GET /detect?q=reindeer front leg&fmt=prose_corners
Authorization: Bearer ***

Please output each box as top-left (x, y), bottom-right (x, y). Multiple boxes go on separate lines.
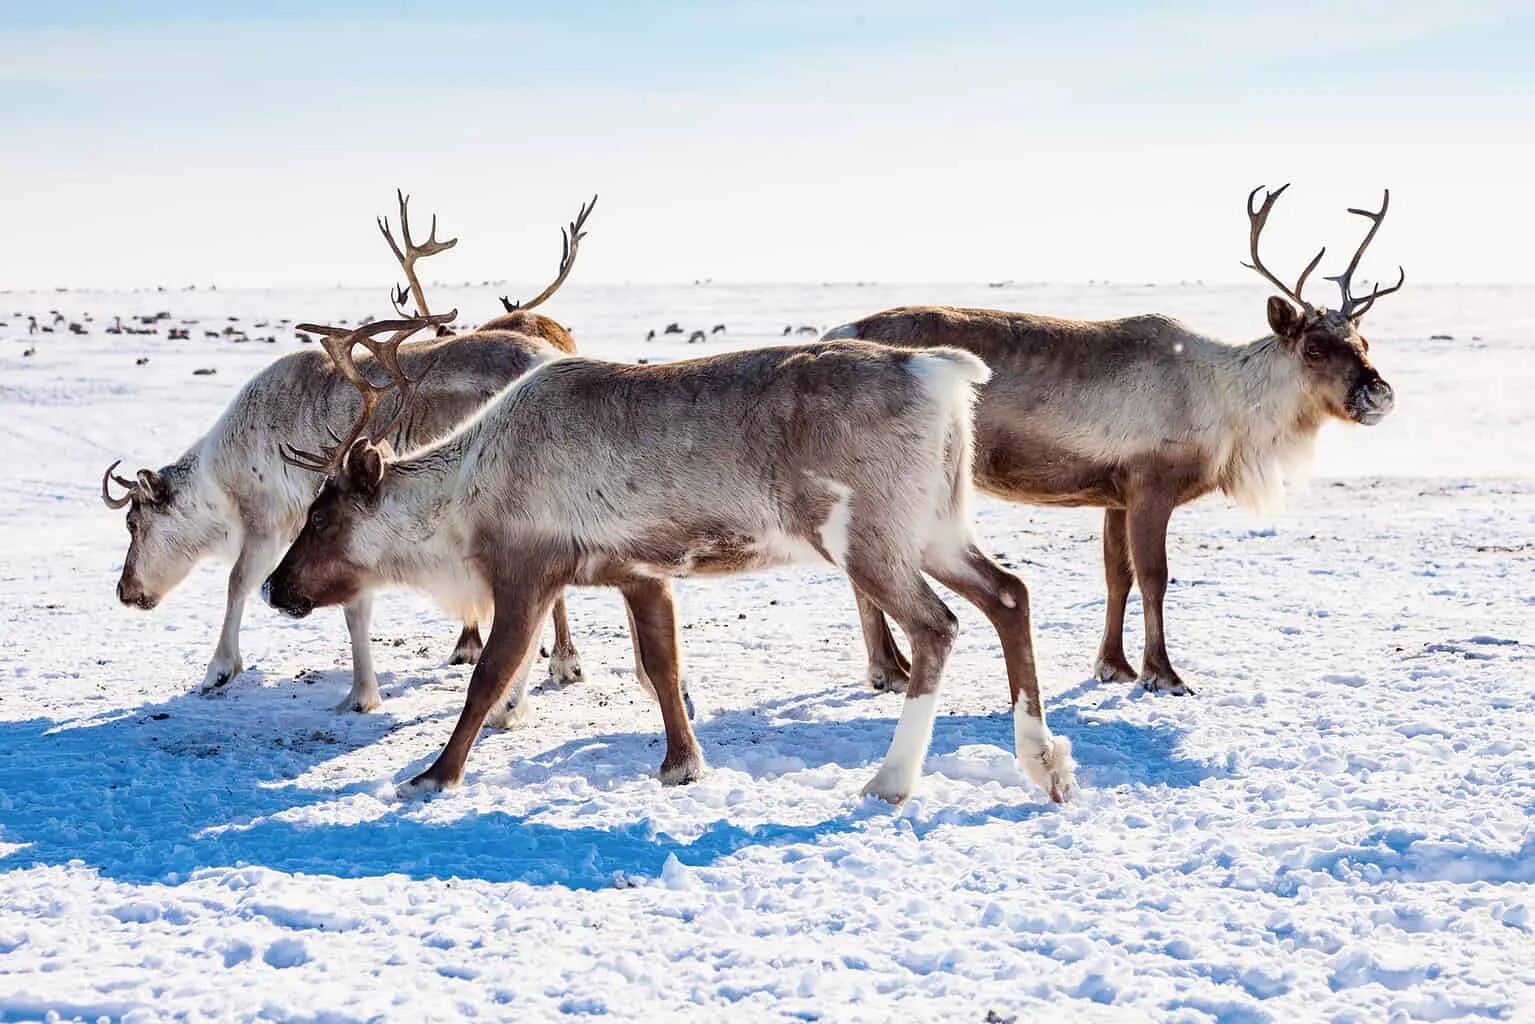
top-left (1094, 508), bottom-right (1138, 683)
top-left (546, 595), bottom-right (584, 683)
top-left (854, 586), bottom-right (911, 692)
top-left (337, 593), bottom-right (382, 713)
top-left (201, 533), bottom-right (282, 694)
top-left (1127, 493), bottom-right (1191, 695)
top-left (399, 582), bottom-right (556, 796)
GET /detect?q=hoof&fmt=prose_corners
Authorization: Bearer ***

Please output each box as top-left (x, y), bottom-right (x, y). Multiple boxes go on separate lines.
top-left (1139, 672), bottom-right (1194, 696)
top-left (448, 644), bottom-right (481, 666)
top-left (867, 665), bottom-right (909, 694)
top-left (547, 647), bottom-right (583, 685)
top-left (334, 689), bottom-right (382, 714)
top-left (860, 771), bottom-right (912, 805)
top-left (659, 750), bottom-right (707, 786)
top-left (396, 772), bottom-right (456, 800)
top-left (198, 660), bottom-right (243, 695)
top-left (486, 697), bottom-right (531, 730)
top-left (1020, 735), bottom-right (1077, 803)
top-left (1094, 656), bottom-right (1137, 684)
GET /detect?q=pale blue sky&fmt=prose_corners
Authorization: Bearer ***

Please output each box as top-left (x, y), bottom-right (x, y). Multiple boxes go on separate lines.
top-left (2, 1), bottom-right (1530, 287)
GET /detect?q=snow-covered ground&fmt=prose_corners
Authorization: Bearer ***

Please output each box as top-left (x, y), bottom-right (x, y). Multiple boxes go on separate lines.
top-left (1, 281), bottom-right (1531, 1022)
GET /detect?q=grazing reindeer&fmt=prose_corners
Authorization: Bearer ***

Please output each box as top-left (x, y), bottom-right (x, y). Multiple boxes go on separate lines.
top-left (827, 185), bottom-right (1402, 695)
top-left (102, 193), bottom-right (597, 706)
top-left (263, 320), bottom-right (1076, 804)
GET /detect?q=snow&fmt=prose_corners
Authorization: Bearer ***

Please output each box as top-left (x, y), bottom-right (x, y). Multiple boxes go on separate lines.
top-left (1, 281), bottom-right (1532, 1022)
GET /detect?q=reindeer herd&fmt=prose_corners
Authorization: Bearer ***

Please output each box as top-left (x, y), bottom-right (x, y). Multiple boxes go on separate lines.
top-left (100, 185), bottom-right (1402, 805)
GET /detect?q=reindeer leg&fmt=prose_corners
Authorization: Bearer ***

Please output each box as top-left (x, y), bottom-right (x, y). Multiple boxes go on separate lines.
top-left (201, 533), bottom-right (281, 694)
top-left (399, 583), bottom-right (556, 796)
top-left (449, 623), bottom-right (483, 665)
top-left (1127, 493), bottom-right (1191, 695)
top-left (621, 577), bottom-right (705, 784)
top-left (928, 543), bottom-right (1076, 802)
top-left (854, 585), bottom-right (911, 693)
top-left (546, 595), bottom-right (584, 683)
top-left (849, 564), bottom-right (957, 805)
top-left (1095, 508), bottom-right (1138, 683)
top-left (337, 592), bottom-right (382, 712)
top-left (484, 639), bottom-right (538, 730)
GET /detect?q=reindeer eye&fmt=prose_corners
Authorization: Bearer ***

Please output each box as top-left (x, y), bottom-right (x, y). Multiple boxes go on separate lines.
top-left (310, 509), bottom-right (327, 530)
top-left (1304, 340), bottom-right (1327, 361)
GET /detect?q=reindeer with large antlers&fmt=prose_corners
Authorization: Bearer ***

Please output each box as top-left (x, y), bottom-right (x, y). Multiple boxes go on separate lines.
top-left (826, 185), bottom-right (1401, 695)
top-left (103, 191), bottom-right (598, 706)
top-left (262, 320), bottom-right (1077, 805)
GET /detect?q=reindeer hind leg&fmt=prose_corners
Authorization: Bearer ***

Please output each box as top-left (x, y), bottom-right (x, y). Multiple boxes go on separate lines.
top-left (925, 541), bottom-right (1076, 802)
top-left (847, 555), bottom-right (958, 805)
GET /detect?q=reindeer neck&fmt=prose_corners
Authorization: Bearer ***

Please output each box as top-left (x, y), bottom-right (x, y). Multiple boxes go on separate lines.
top-left (1210, 334), bottom-right (1324, 513)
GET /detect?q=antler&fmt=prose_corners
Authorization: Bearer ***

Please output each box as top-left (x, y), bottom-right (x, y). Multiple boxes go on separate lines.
top-left (1324, 190), bottom-right (1405, 321)
top-left (500, 195), bottom-right (598, 313)
top-left (101, 459), bottom-right (138, 509)
top-left (280, 312), bottom-right (456, 474)
top-left (1241, 184), bottom-right (1324, 313)
top-left (378, 189), bottom-right (458, 318)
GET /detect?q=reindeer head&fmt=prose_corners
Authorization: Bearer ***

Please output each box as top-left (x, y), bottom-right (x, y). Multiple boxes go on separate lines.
top-left (264, 439), bottom-right (391, 617)
top-left (102, 459), bottom-right (223, 609)
top-left (261, 314), bottom-right (450, 618)
top-left (1243, 185), bottom-right (1403, 426)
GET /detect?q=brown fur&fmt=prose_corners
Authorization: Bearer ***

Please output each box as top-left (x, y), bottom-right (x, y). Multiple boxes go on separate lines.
top-left (264, 340), bottom-right (1076, 804)
top-left (832, 299), bottom-right (1395, 694)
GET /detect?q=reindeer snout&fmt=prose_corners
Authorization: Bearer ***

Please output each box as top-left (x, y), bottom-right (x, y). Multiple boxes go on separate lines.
top-left (1350, 375), bottom-right (1395, 425)
top-left (117, 576), bottom-right (156, 610)
top-left (262, 575), bottom-right (312, 618)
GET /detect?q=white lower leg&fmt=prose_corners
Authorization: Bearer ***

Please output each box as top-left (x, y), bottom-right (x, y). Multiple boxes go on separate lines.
top-left (338, 597), bottom-right (381, 712)
top-left (547, 645), bottom-right (583, 683)
top-left (862, 692), bottom-right (938, 804)
top-left (200, 596), bottom-right (246, 692)
top-left (1014, 701), bottom-right (1076, 801)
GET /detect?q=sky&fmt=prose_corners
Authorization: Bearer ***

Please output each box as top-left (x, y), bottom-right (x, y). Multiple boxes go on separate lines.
top-left (2, 1), bottom-right (1531, 288)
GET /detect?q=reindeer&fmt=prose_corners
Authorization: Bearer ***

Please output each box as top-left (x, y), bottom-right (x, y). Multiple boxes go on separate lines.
top-left (826, 185), bottom-right (1402, 695)
top-left (262, 319), bottom-right (1076, 805)
top-left (102, 192), bottom-right (598, 708)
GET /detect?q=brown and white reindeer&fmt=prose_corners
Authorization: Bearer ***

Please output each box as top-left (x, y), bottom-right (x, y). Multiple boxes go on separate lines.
top-left (826, 185), bottom-right (1402, 695)
top-left (262, 319), bottom-right (1077, 804)
top-left (102, 191), bottom-right (597, 707)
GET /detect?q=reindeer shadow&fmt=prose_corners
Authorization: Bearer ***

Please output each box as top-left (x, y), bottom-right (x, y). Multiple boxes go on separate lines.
top-left (0, 673), bottom-right (1221, 889)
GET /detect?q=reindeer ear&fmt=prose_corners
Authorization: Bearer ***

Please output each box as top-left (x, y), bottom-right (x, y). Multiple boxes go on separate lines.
top-left (342, 439), bottom-right (385, 496)
top-left (1267, 296), bottom-right (1303, 340)
top-left (136, 469), bottom-right (167, 505)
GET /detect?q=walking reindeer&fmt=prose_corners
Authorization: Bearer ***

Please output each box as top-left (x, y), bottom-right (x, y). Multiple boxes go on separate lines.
top-left (103, 191), bottom-right (598, 709)
top-left (262, 318), bottom-right (1076, 804)
top-left (826, 185), bottom-right (1401, 695)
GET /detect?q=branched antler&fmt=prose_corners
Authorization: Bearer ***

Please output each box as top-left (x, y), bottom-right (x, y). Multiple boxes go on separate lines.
top-left (280, 312), bottom-right (456, 474)
top-left (378, 189), bottom-right (457, 318)
top-left (1240, 184), bottom-right (1324, 313)
top-left (1324, 190), bottom-right (1405, 321)
top-left (500, 195), bottom-right (598, 313)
